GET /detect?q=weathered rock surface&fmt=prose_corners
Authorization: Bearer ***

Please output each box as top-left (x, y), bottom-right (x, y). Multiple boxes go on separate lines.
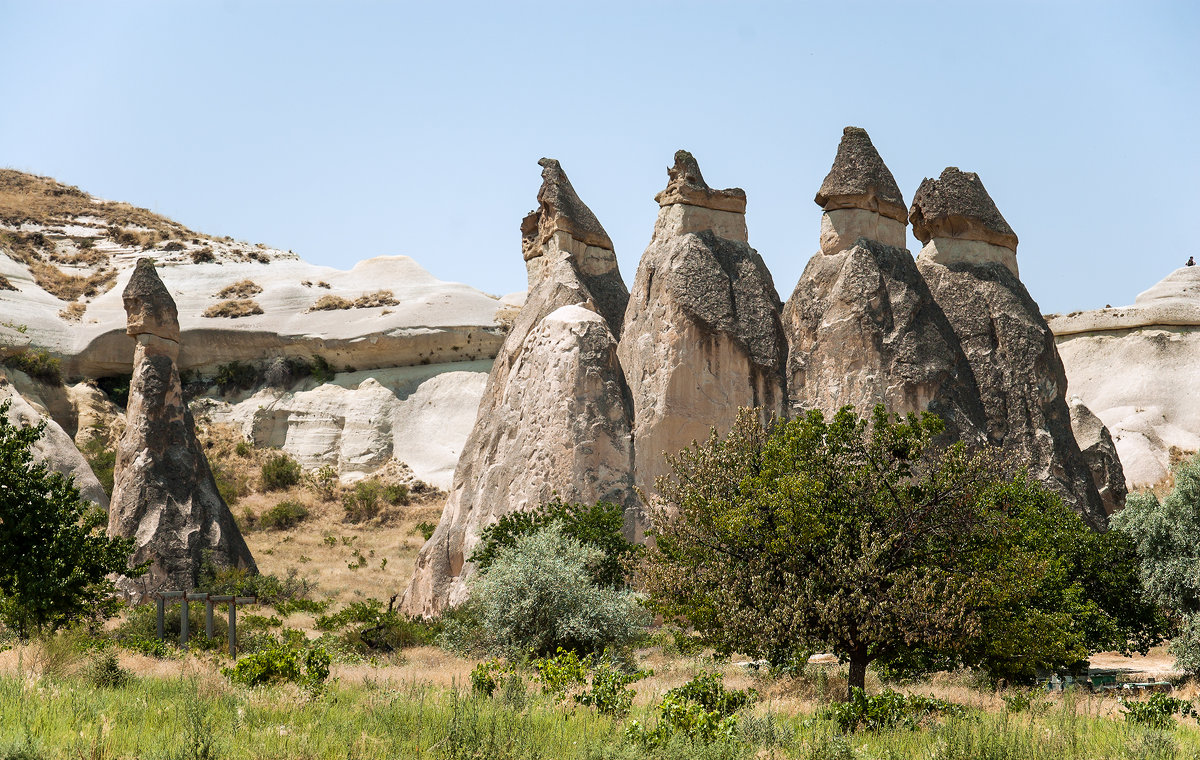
top-left (913, 170), bottom-right (1109, 528)
top-left (784, 238), bottom-right (989, 442)
top-left (1050, 266), bottom-right (1200, 488)
top-left (0, 373), bottom-right (109, 508)
top-left (402, 160), bottom-right (635, 616)
top-left (109, 259), bottom-right (255, 596)
top-left (195, 362), bottom-right (491, 489)
top-left (1069, 396), bottom-right (1127, 515)
top-left (619, 151), bottom-right (788, 499)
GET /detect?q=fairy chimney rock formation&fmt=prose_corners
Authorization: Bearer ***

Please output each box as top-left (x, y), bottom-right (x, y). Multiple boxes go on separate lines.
top-left (402, 160), bottom-right (636, 617)
top-left (1069, 396), bottom-right (1128, 516)
top-left (109, 259), bottom-right (256, 596)
top-left (911, 167), bottom-right (1019, 277)
top-left (912, 171), bottom-right (1109, 529)
top-left (814, 126), bottom-right (908, 255)
top-left (619, 151), bottom-right (788, 499)
top-left (784, 128), bottom-right (988, 442)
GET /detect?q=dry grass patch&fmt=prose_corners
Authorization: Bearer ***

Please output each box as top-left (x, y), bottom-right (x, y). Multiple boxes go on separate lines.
top-left (309, 290), bottom-right (399, 312)
top-left (202, 298), bottom-right (263, 319)
top-left (30, 260), bottom-right (116, 300)
top-left (58, 301), bottom-right (86, 322)
top-left (215, 279), bottom-right (262, 299)
top-left (0, 274), bottom-right (15, 291)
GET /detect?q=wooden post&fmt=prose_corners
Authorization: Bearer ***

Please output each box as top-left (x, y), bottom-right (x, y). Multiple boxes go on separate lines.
top-left (156, 597), bottom-right (165, 642)
top-left (180, 595), bottom-right (189, 650)
top-left (205, 600), bottom-right (214, 639)
top-left (209, 596), bottom-right (234, 655)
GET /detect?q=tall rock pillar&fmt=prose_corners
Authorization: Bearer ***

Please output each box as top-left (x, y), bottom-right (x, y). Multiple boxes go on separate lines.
top-left (782, 127), bottom-right (988, 444)
top-left (402, 159), bottom-right (636, 616)
top-left (109, 258), bottom-right (255, 596)
top-left (911, 168), bottom-right (1112, 528)
top-left (618, 151), bottom-right (788, 502)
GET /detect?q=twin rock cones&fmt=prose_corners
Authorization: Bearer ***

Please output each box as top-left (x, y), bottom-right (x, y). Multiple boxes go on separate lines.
top-left (403, 128), bottom-right (1121, 616)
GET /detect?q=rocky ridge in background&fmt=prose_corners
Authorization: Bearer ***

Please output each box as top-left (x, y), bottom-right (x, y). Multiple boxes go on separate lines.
top-left (912, 167), bottom-right (1111, 529)
top-left (402, 159), bottom-right (637, 616)
top-left (0, 170), bottom-right (506, 489)
top-left (108, 259), bottom-right (255, 597)
top-left (783, 128), bottom-right (989, 445)
top-left (1049, 266), bottom-right (1200, 489)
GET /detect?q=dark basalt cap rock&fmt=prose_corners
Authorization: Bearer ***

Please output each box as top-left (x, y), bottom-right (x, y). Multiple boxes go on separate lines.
top-left (520, 158), bottom-right (613, 260)
top-left (814, 127), bottom-right (907, 223)
top-left (123, 258), bottom-right (179, 341)
top-left (654, 150), bottom-right (747, 213)
top-left (909, 167), bottom-right (1019, 251)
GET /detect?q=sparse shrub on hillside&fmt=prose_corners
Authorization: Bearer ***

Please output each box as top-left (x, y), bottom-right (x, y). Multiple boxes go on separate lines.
top-left (471, 523), bottom-right (649, 657)
top-left (415, 521), bottom-right (437, 541)
top-left (211, 461), bottom-right (249, 505)
top-left (57, 301), bottom-right (86, 322)
top-left (307, 465), bottom-right (339, 502)
top-left (308, 290), bottom-right (399, 312)
top-left (819, 688), bottom-right (965, 733)
top-left (160, 241), bottom-right (184, 252)
top-left (214, 361), bottom-right (258, 393)
top-left (202, 298), bottom-right (263, 319)
top-left (85, 649), bottom-right (132, 689)
top-left (215, 279), bottom-right (262, 299)
top-left (259, 500), bottom-right (309, 531)
top-left (383, 483), bottom-right (410, 506)
top-left (224, 640), bottom-right (330, 688)
top-left (95, 374), bottom-right (131, 407)
top-left (198, 562), bottom-right (313, 605)
top-left (0, 274), bottom-right (16, 291)
top-left (234, 440), bottom-right (252, 457)
top-left (315, 598), bottom-right (439, 654)
top-left (260, 452), bottom-right (302, 491)
top-left (29, 261), bottom-right (116, 301)
top-left (4, 348), bottom-right (62, 385)
top-left (191, 247), bottom-right (215, 264)
top-left (81, 436), bottom-right (116, 497)
top-left (342, 479), bottom-right (385, 522)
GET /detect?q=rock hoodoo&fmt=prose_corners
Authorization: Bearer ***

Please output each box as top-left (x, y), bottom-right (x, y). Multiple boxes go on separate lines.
top-left (783, 129), bottom-right (988, 442)
top-left (912, 170), bottom-right (1111, 528)
top-left (1069, 396), bottom-right (1128, 516)
top-left (108, 259), bottom-right (256, 596)
top-left (402, 160), bottom-right (636, 616)
top-left (618, 151), bottom-right (788, 499)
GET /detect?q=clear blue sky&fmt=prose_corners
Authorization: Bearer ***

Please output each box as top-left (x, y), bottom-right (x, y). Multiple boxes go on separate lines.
top-left (2, 2), bottom-right (1196, 313)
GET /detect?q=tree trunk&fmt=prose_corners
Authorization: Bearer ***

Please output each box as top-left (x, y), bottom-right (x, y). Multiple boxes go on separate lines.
top-left (847, 653), bottom-right (868, 701)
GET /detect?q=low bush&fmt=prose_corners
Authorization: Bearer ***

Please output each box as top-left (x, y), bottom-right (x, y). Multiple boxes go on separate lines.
top-left (4, 348), bottom-right (62, 385)
top-left (260, 452), bottom-right (302, 491)
top-left (211, 462), bottom-right (249, 505)
top-left (214, 361), bottom-right (258, 393)
top-left (307, 465), bottom-right (338, 501)
top-left (198, 564), bottom-right (314, 605)
top-left (627, 671), bottom-right (755, 746)
top-left (215, 279), bottom-right (262, 299)
top-left (191, 247), bottom-right (215, 264)
top-left (471, 524), bottom-right (650, 657)
top-left (315, 599), bottom-right (439, 654)
top-left (234, 440), bottom-right (252, 457)
top-left (223, 640), bottom-right (330, 688)
top-left (80, 436), bottom-right (116, 497)
top-left (57, 302), bottom-right (86, 322)
top-left (308, 290), bottom-right (399, 312)
top-left (84, 649), bottom-right (131, 689)
top-left (820, 688), bottom-right (966, 733)
top-left (575, 660), bottom-right (649, 717)
top-left (1121, 692), bottom-right (1198, 729)
top-left (342, 479), bottom-right (392, 522)
top-left (259, 500), bottom-right (309, 531)
top-left (415, 521), bottom-right (437, 541)
top-left (202, 299), bottom-right (263, 319)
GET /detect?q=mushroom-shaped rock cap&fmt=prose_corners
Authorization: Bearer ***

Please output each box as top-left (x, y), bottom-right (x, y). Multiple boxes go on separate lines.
top-left (123, 258), bottom-right (179, 341)
top-left (814, 127), bottom-right (907, 223)
top-left (654, 150), bottom-right (747, 213)
top-left (909, 167), bottom-right (1019, 251)
top-left (520, 158), bottom-right (613, 259)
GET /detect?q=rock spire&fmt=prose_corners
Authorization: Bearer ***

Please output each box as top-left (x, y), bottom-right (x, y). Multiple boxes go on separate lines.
top-left (402, 160), bottom-right (636, 616)
top-left (813, 127), bottom-right (908, 255)
top-left (785, 128), bottom-right (988, 442)
top-left (618, 151), bottom-right (788, 504)
top-left (912, 170), bottom-right (1109, 529)
top-left (108, 259), bottom-right (255, 596)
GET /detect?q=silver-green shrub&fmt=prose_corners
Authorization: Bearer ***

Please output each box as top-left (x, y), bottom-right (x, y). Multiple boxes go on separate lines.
top-left (471, 524), bottom-right (649, 656)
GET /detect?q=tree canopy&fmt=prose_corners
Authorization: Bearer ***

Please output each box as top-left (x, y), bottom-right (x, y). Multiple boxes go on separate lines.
top-left (0, 401), bottom-right (141, 636)
top-left (642, 406), bottom-right (1162, 696)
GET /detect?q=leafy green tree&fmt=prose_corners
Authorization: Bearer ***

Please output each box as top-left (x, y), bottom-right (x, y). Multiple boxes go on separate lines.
top-left (471, 497), bottom-right (640, 588)
top-left (643, 406), bottom-right (1161, 697)
top-left (0, 402), bottom-right (142, 636)
top-left (1112, 454), bottom-right (1200, 671)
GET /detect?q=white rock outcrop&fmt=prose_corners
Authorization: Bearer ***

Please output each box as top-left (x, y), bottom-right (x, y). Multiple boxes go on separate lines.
top-left (1051, 266), bottom-right (1200, 489)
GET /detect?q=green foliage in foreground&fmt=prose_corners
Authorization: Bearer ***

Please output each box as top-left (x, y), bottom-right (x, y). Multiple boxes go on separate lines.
top-left (223, 641), bottom-right (330, 688)
top-left (644, 406), bottom-right (1162, 694)
top-left (1121, 692), bottom-right (1199, 730)
top-left (820, 688), bottom-right (966, 733)
top-left (7, 673), bottom-right (1200, 760)
top-left (0, 403), bottom-right (142, 637)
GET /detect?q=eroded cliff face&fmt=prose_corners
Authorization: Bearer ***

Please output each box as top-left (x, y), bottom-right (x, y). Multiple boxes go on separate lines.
top-left (618, 151), bottom-right (788, 501)
top-left (1050, 266), bottom-right (1200, 489)
top-left (402, 159), bottom-right (636, 616)
top-left (784, 127), bottom-right (988, 446)
top-left (108, 259), bottom-right (255, 597)
top-left (912, 168), bottom-right (1111, 529)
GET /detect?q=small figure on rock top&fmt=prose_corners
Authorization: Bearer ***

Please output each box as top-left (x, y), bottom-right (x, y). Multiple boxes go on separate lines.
top-left (1187, 256), bottom-right (1195, 267)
